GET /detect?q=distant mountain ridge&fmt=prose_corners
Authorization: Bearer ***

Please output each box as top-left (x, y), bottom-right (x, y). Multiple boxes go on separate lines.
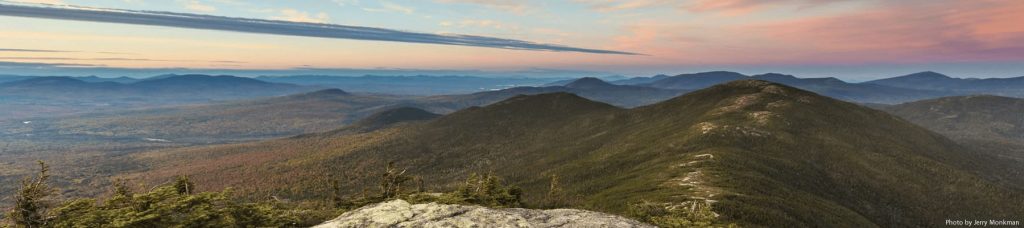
top-left (17, 78), bottom-right (677, 145)
top-left (563, 77), bottom-right (617, 89)
top-left (122, 80), bottom-right (1023, 227)
top-left (866, 71), bottom-right (962, 90)
top-left (867, 71), bottom-right (1024, 97)
top-left (610, 74), bottom-right (669, 85)
top-left (417, 77), bottom-right (684, 111)
top-left (0, 74), bottom-right (313, 96)
top-left (256, 75), bottom-right (565, 95)
top-left (0, 74), bottom-right (319, 120)
top-left (612, 71), bottom-right (1023, 103)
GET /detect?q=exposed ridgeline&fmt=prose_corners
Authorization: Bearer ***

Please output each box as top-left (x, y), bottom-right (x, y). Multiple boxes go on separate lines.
top-left (122, 80), bottom-right (1022, 227)
top-left (415, 77), bottom-right (684, 113)
top-left (632, 71), bottom-right (946, 104)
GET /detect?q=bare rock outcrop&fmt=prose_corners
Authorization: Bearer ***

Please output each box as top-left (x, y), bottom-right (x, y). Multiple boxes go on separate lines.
top-left (314, 200), bottom-right (654, 228)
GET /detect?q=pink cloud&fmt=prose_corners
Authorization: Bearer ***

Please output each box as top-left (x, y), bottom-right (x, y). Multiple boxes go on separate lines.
top-left (744, 0), bottom-right (1024, 63)
top-left (574, 0), bottom-right (844, 15)
top-left (607, 0), bottom-right (1024, 66)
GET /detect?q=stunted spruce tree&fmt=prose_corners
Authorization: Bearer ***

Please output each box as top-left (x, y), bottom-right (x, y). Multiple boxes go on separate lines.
top-left (7, 161), bottom-right (54, 228)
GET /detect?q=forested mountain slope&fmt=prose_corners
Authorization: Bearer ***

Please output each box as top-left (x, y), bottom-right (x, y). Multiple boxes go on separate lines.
top-left (121, 80), bottom-right (1022, 227)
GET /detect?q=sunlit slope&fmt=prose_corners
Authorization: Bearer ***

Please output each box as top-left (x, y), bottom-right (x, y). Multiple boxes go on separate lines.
top-left (125, 80), bottom-right (1023, 227)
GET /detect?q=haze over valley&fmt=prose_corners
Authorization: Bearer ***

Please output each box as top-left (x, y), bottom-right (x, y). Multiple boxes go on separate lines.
top-left (1, 0), bottom-right (1023, 227)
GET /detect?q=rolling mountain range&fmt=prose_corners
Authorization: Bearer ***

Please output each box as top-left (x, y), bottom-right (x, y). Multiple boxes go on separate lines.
top-left (0, 74), bottom-right (314, 98)
top-left (868, 71), bottom-right (1024, 96)
top-left (256, 75), bottom-right (564, 95)
top-left (0, 74), bottom-right (319, 120)
top-left (418, 77), bottom-right (684, 112)
top-left (3, 77), bottom-right (678, 147)
top-left (118, 80), bottom-right (1023, 227)
top-left (624, 71), bottom-right (949, 104)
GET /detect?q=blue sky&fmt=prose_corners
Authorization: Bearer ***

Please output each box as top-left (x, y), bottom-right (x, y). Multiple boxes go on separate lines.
top-left (1, 0), bottom-right (1023, 80)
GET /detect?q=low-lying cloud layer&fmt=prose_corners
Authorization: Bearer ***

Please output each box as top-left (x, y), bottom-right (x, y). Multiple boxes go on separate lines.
top-left (0, 2), bottom-right (636, 55)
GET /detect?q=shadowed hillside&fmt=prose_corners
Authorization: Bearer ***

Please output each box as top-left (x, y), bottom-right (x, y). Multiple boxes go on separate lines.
top-left (120, 80), bottom-right (1023, 227)
top-left (884, 95), bottom-right (1024, 188)
top-left (885, 95), bottom-right (1024, 142)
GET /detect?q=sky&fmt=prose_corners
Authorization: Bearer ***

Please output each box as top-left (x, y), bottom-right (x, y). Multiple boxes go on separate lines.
top-left (0, 0), bottom-right (1023, 81)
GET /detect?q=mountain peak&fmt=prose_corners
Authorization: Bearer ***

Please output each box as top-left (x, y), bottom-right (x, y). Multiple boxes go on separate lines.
top-left (651, 79), bottom-right (824, 115)
top-left (717, 79), bottom-right (788, 90)
top-left (687, 71), bottom-right (747, 77)
top-left (641, 71), bottom-right (748, 90)
top-left (446, 92), bottom-right (620, 120)
top-left (494, 92), bottom-right (601, 107)
top-left (351, 107), bottom-right (440, 130)
top-left (902, 71), bottom-right (951, 79)
top-left (309, 88), bottom-right (350, 96)
top-left (752, 73), bottom-right (797, 80)
top-left (564, 77), bottom-right (614, 89)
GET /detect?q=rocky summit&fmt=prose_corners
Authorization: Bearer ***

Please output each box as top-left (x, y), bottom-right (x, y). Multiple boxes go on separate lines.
top-left (314, 200), bottom-right (654, 228)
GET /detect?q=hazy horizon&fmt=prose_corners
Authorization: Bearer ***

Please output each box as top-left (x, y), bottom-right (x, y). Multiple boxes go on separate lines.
top-left (1, 0), bottom-right (1023, 81)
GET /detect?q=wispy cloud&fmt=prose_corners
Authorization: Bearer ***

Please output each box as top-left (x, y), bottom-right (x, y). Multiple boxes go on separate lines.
top-left (0, 48), bottom-right (130, 54)
top-left (361, 2), bottom-right (414, 14)
top-left (572, 0), bottom-right (843, 14)
top-left (0, 61), bottom-right (96, 68)
top-left (6, 0), bottom-right (64, 4)
top-left (0, 2), bottom-right (635, 55)
top-left (269, 9), bottom-right (329, 23)
top-left (180, 0), bottom-right (216, 12)
top-left (454, 19), bottom-right (517, 30)
top-left (435, 0), bottom-right (530, 14)
top-left (380, 2), bottom-right (414, 14)
top-left (0, 48), bottom-right (71, 52)
top-left (0, 57), bottom-right (244, 63)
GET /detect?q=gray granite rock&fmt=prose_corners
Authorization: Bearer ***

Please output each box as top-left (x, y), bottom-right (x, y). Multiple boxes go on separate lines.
top-left (314, 200), bottom-right (655, 228)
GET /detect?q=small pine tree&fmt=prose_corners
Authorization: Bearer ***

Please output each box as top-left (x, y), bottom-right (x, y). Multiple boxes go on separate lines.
top-left (627, 200), bottom-right (719, 227)
top-left (7, 161), bottom-right (54, 228)
top-left (173, 175), bottom-right (194, 195)
top-left (447, 173), bottom-right (522, 208)
top-left (379, 162), bottom-right (410, 199)
top-left (106, 179), bottom-right (134, 209)
top-left (413, 176), bottom-right (425, 193)
top-left (543, 174), bottom-right (567, 208)
top-left (329, 178), bottom-right (344, 208)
